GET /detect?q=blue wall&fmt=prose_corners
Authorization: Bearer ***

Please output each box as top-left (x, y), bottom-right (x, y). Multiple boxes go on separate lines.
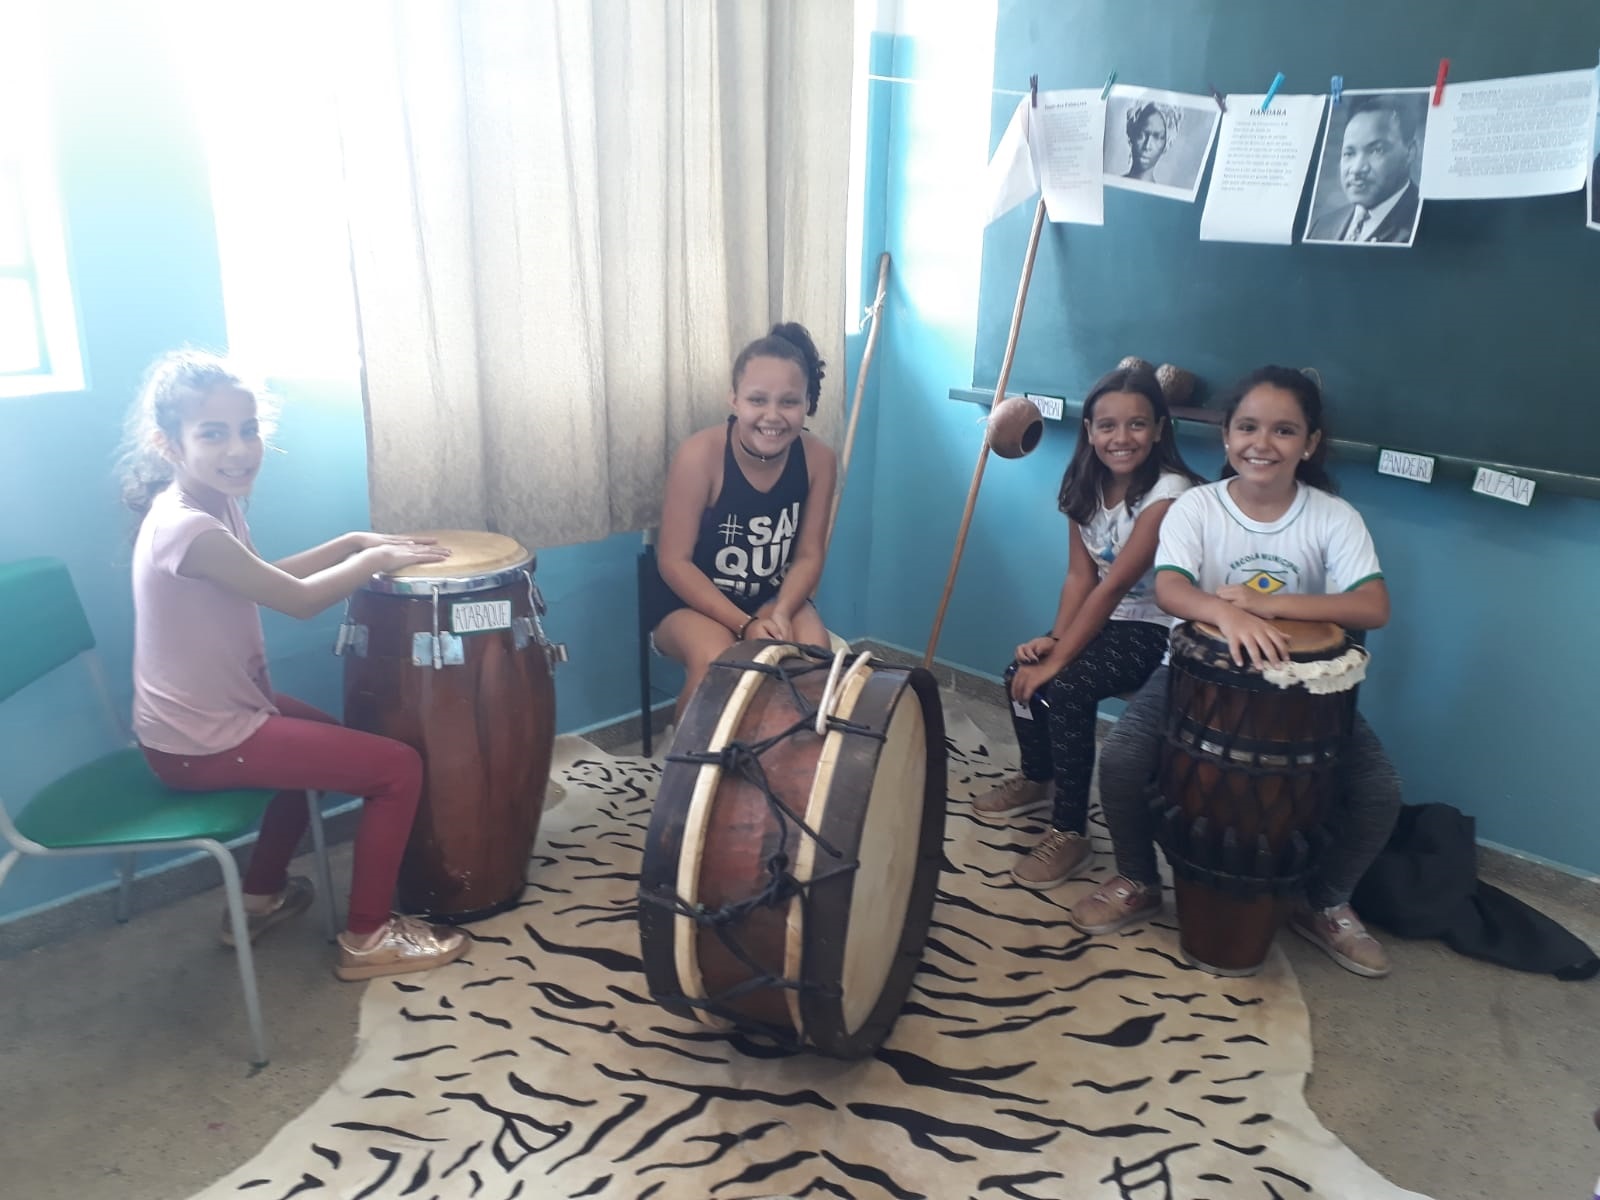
top-left (855, 16), bottom-right (1600, 875)
top-left (8, 5), bottom-right (1594, 927)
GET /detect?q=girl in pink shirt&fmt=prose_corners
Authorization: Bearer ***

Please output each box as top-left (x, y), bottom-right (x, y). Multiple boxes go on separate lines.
top-left (123, 350), bottom-right (466, 981)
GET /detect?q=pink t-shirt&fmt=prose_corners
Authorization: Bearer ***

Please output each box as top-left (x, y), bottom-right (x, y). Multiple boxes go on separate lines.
top-left (131, 486), bottom-right (277, 756)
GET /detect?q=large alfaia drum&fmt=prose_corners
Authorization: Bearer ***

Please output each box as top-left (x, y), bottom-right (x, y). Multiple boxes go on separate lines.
top-left (339, 530), bottom-right (564, 923)
top-left (638, 641), bottom-right (947, 1059)
top-left (1155, 619), bottom-right (1368, 977)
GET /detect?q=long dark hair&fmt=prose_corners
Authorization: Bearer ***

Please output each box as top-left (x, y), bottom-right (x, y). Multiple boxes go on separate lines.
top-left (732, 322), bottom-right (826, 415)
top-left (1057, 366), bottom-right (1204, 524)
top-left (1218, 365), bottom-right (1337, 494)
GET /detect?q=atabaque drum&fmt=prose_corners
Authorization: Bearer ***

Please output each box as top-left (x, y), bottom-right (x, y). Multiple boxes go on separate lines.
top-left (339, 531), bottom-right (565, 923)
top-left (638, 641), bottom-right (946, 1058)
top-left (1154, 619), bottom-right (1368, 976)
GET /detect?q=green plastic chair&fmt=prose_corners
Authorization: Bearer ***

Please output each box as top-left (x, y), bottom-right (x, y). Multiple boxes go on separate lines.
top-left (0, 557), bottom-right (337, 1067)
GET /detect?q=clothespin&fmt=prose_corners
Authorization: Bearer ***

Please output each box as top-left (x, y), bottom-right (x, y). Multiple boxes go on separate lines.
top-left (1100, 71), bottom-right (1117, 99)
top-left (1029, 74), bottom-right (1038, 108)
top-left (1432, 59), bottom-right (1450, 106)
top-left (1260, 72), bottom-right (1285, 111)
top-left (1331, 75), bottom-right (1344, 106)
top-left (1208, 83), bottom-right (1227, 113)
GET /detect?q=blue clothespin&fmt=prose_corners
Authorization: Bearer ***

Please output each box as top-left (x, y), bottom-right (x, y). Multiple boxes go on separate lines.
top-left (1101, 71), bottom-right (1117, 100)
top-left (1331, 75), bottom-right (1344, 106)
top-left (1260, 72), bottom-right (1285, 111)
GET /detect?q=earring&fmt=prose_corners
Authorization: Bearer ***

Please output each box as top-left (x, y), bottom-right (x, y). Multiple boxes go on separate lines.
top-left (1302, 452), bottom-right (1310, 459)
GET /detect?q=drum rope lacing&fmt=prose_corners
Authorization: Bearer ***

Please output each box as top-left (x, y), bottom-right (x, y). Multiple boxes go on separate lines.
top-left (641, 648), bottom-right (889, 1042)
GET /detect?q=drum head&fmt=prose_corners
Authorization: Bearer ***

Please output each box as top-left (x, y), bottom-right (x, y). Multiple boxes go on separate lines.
top-left (364, 530), bottom-right (533, 595)
top-left (1191, 618), bottom-right (1346, 658)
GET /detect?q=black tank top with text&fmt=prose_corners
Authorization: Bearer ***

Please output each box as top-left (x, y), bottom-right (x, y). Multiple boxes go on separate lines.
top-left (643, 418), bottom-right (810, 630)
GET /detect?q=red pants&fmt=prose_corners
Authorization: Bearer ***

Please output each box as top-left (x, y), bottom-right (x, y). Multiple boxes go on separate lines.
top-left (142, 695), bottom-right (421, 935)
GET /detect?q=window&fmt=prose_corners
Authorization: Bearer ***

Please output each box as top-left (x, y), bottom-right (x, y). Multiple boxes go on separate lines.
top-left (0, 9), bottom-right (85, 399)
top-left (165, 2), bottom-right (360, 381)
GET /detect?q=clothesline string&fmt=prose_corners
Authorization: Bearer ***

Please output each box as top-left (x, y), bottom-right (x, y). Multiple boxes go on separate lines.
top-left (866, 72), bottom-right (1029, 97)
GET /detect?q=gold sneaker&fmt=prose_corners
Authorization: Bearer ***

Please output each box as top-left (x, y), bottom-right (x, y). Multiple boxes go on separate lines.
top-left (335, 915), bottom-right (468, 982)
top-left (219, 875), bottom-right (314, 947)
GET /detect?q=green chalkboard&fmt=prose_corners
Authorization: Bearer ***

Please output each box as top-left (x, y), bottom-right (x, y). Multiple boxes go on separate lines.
top-left (976, 0), bottom-right (1600, 486)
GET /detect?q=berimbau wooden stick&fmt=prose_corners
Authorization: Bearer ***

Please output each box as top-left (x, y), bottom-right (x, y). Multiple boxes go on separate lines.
top-left (923, 197), bottom-right (1047, 669)
top-left (826, 251), bottom-right (892, 553)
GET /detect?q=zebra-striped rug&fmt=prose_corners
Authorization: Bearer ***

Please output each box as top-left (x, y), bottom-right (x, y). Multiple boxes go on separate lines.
top-left (189, 701), bottom-right (1430, 1200)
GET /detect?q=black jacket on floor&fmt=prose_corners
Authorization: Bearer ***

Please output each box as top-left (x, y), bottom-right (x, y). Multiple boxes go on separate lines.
top-left (1352, 803), bottom-right (1598, 981)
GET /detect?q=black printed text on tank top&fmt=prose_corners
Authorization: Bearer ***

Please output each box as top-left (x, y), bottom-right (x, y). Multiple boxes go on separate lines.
top-left (706, 420), bottom-right (808, 602)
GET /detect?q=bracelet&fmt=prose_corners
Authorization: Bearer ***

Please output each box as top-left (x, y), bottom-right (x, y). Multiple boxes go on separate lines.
top-left (736, 616), bottom-right (755, 641)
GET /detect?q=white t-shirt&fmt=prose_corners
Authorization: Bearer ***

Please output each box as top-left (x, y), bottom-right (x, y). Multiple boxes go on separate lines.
top-left (1154, 480), bottom-right (1383, 598)
top-left (1078, 469), bottom-right (1193, 628)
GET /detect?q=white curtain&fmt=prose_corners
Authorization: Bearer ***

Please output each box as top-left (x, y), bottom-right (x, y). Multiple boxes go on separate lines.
top-left (331, 0), bottom-right (854, 549)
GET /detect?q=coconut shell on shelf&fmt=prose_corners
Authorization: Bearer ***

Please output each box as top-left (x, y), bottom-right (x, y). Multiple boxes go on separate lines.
top-left (1117, 356), bottom-right (1154, 375)
top-left (987, 396), bottom-right (1044, 459)
top-left (1155, 363), bottom-right (1197, 407)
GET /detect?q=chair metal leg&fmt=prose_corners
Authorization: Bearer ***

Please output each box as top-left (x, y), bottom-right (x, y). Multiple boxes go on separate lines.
top-left (212, 843), bottom-right (269, 1068)
top-left (304, 790), bottom-right (338, 941)
top-left (116, 853), bottom-right (136, 923)
top-left (637, 549), bottom-right (653, 758)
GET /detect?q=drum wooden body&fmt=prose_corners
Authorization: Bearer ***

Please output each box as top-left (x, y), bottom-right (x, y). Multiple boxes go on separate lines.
top-left (1155, 620), bottom-right (1366, 976)
top-left (638, 641), bottom-right (946, 1058)
top-left (341, 531), bottom-right (557, 923)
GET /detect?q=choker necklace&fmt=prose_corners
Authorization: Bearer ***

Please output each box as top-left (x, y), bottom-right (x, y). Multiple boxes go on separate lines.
top-left (738, 440), bottom-right (784, 464)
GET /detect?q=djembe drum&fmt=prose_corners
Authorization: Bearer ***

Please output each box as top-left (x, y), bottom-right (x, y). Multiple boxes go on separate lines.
top-left (338, 531), bottom-right (565, 923)
top-left (1154, 619), bottom-right (1368, 976)
top-left (638, 641), bottom-right (946, 1059)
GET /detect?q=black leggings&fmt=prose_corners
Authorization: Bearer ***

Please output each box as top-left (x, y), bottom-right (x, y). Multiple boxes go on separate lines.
top-left (1007, 620), bottom-right (1171, 834)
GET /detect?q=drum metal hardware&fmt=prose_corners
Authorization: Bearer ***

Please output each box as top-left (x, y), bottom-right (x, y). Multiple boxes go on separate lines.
top-left (333, 620), bottom-right (368, 658)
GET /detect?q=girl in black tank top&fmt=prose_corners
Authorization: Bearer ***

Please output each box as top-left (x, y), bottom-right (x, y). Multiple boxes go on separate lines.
top-left (645, 323), bottom-right (839, 721)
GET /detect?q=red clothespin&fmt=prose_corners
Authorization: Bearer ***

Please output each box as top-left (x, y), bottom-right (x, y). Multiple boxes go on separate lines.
top-left (1432, 59), bottom-right (1450, 106)
top-left (1029, 74), bottom-right (1038, 108)
top-left (1208, 82), bottom-right (1227, 113)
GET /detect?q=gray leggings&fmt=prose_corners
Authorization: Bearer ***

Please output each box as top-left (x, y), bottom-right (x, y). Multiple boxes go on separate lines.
top-left (1097, 667), bottom-right (1403, 910)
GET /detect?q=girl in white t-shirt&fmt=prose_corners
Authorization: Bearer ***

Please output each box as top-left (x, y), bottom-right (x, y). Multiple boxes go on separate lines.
top-left (973, 366), bottom-right (1204, 891)
top-left (121, 350), bottom-right (470, 983)
top-left (1070, 366), bottom-right (1402, 980)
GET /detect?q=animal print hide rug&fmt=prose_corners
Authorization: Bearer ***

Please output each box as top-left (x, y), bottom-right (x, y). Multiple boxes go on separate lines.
top-left (190, 701), bottom-right (1430, 1200)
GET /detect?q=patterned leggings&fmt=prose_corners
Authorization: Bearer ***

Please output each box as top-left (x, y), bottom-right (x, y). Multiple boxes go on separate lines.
top-left (1008, 620), bottom-right (1171, 835)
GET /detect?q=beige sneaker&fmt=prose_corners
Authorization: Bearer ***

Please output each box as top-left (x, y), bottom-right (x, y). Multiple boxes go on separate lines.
top-left (220, 875), bottom-right (314, 947)
top-left (335, 914), bottom-right (468, 982)
top-left (971, 775), bottom-right (1051, 822)
top-left (1290, 903), bottom-right (1391, 978)
top-left (1069, 875), bottom-right (1162, 935)
top-left (1011, 829), bottom-right (1092, 890)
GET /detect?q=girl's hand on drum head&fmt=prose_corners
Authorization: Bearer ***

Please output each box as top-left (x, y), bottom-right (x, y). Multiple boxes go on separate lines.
top-left (350, 532), bottom-right (441, 551)
top-left (1016, 636), bottom-right (1056, 664)
top-left (1216, 583), bottom-right (1280, 619)
top-left (1215, 608), bottom-right (1290, 668)
top-left (364, 542), bottom-right (452, 574)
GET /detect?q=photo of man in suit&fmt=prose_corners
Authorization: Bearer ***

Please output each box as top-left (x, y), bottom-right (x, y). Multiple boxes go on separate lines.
top-left (1306, 91), bottom-right (1427, 247)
